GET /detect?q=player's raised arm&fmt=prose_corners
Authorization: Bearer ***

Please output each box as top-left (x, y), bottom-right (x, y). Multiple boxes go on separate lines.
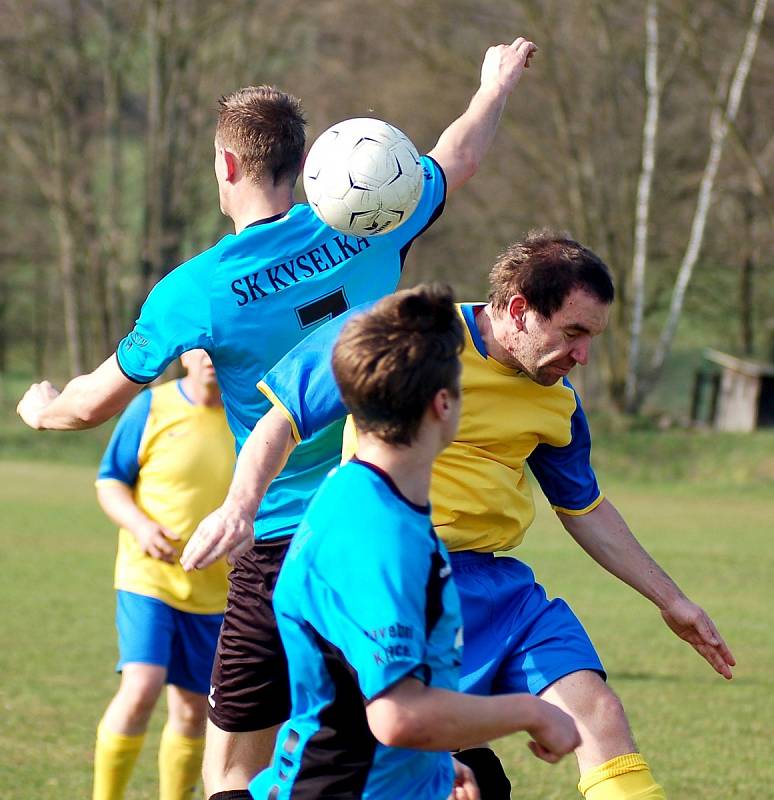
top-left (428, 36), bottom-right (537, 193)
top-left (17, 354), bottom-right (142, 431)
top-left (181, 406), bottom-right (297, 571)
top-left (557, 498), bottom-right (736, 679)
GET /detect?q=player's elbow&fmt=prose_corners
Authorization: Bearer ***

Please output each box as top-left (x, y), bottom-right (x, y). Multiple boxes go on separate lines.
top-left (446, 150), bottom-right (480, 193)
top-left (73, 393), bottom-right (109, 427)
top-left (367, 699), bottom-right (430, 749)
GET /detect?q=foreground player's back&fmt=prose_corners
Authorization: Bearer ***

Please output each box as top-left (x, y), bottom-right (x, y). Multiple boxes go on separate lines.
top-left (250, 458), bottom-right (462, 800)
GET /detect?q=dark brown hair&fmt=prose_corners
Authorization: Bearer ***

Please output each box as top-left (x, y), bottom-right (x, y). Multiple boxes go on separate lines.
top-left (216, 86), bottom-right (306, 185)
top-left (489, 229), bottom-right (614, 319)
top-left (333, 284), bottom-right (464, 445)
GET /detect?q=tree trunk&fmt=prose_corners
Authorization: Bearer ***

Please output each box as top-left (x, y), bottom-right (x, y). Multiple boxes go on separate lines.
top-left (646, 0), bottom-right (768, 392)
top-left (624, 0), bottom-right (660, 413)
top-left (141, 0), bottom-right (165, 302)
top-left (739, 192), bottom-right (756, 356)
top-left (100, 0), bottom-right (126, 349)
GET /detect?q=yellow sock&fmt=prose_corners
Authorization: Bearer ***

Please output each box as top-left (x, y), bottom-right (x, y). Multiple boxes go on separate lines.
top-left (93, 720), bottom-right (145, 800)
top-left (158, 722), bottom-right (205, 800)
top-left (579, 753), bottom-right (666, 799)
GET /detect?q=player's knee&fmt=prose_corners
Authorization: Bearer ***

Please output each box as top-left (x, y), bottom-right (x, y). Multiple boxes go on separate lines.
top-left (115, 672), bottom-right (164, 725)
top-left (169, 691), bottom-right (208, 732)
top-left (453, 747), bottom-right (511, 800)
top-left (585, 684), bottom-right (629, 739)
top-left (116, 686), bottom-right (159, 727)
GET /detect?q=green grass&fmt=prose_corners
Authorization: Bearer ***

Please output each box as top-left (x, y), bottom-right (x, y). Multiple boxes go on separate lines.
top-left (498, 480), bottom-right (773, 798)
top-left (0, 454), bottom-right (772, 798)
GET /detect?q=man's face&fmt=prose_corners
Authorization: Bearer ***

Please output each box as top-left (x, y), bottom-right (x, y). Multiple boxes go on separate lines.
top-left (504, 289), bottom-right (610, 386)
top-left (180, 349), bottom-right (218, 389)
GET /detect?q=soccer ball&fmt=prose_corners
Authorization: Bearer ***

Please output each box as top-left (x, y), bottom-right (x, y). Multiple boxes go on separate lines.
top-left (303, 118), bottom-right (423, 237)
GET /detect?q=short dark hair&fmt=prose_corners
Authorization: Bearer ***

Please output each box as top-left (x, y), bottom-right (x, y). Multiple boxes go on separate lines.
top-left (333, 284), bottom-right (464, 446)
top-left (216, 85), bottom-right (306, 185)
top-left (488, 230), bottom-right (615, 318)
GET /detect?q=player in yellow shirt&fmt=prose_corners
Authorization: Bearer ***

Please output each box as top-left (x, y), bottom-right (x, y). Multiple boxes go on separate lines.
top-left (93, 349), bottom-right (235, 800)
top-left (183, 232), bottom-right (735, 799)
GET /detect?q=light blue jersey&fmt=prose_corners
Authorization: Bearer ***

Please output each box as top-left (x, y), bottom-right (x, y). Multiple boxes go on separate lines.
top-left (116, 158), bottom-right (446, 539)
top-left (249, 459), bottom-right (462, 800)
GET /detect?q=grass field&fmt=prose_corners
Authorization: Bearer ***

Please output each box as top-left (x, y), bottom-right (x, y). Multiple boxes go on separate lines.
top-left (0, 443), bottom-right (772, 798)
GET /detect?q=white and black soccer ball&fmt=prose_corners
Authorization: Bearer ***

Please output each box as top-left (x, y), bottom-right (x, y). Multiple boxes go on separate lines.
top-left (303, 118), bottom-right (423, 237)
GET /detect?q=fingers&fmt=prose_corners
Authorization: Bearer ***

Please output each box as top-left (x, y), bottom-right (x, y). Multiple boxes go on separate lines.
top-left (527, 740), bottom-right (560, 764)
top-left (510, 36), bottom-right (538, 67)
top-left (450, 760), bottom-right (479, 800)
top-left (149, 535), bottom-right (177, 563)
top-left (180, 529), bottom-right (218, 571)
top-left (160, 526), bottom-right (181, 541)
top-left (692, 611), bottom-right (735, 678)
top-left (695, 641), bottom-right (734, 680)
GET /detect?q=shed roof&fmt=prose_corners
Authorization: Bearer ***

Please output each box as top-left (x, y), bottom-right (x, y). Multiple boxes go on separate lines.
top-left (704, 348), bottom-right (774, 378)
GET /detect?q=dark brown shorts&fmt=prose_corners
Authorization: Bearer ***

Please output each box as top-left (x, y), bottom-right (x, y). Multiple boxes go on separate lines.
top-left (208, 536), bottom-right (292, 732)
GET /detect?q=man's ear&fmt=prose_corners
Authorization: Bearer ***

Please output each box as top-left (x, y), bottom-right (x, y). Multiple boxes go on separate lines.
top-left (507, 294), bottom-right (528, 332)
top-left (223, 149), bottom-right (238, 183)
top-left (432, 388), bottom-right (453, 421)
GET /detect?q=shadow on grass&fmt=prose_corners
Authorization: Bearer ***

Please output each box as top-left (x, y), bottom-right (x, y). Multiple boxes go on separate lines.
top-left (609, 670), bottom-right (765, 686)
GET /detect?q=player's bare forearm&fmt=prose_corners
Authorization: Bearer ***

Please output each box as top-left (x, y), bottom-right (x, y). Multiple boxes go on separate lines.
top-left (180, 406), bottom-right (297, 570)
top-left (428, 37), bottom-right (537, 193)
top-left (366, 678), bottom-right (579, 760)
top-left (558, 499), bottom-right (735, 678)
top-left (17, 355), bottom-right (141, 431)
top-left (96, 480), bottom-right (179, 563)
top-left (96, 481), bottom-right (152, 534)
top-left (557, 499), bottom-right (684, 609)
top-left (227, 407), bottom-right (298, 518)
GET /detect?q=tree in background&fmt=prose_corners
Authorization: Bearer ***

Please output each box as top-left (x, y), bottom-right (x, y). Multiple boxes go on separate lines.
top-left (1, 0), bottom-right (771, 416)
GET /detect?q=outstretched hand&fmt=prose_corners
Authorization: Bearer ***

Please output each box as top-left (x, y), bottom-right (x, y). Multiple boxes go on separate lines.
top-left (661, 596), bottom-right (735, 679)
top-left (180, 505), bottom-right (254, 571)
top-left (480, 37), bottom-right (538, 95)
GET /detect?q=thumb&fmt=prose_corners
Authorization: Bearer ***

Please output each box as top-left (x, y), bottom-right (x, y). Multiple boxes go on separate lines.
top-left (160, 526), bottom-right (181, 541)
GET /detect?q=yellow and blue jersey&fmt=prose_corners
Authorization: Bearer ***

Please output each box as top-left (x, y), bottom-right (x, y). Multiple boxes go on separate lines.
top-left (250, 459), bottom-right (461, 800)
top-left (96, 380), bottom-right (235, 614)
top-left (116, 159), bottom-right (446, 540)
top-left (258, 302), bottom-right (603, 553)
top-left (424, 303), bottom-right (603, 552)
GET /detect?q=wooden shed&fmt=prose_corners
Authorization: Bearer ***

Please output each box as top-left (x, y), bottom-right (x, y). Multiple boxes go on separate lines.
top-left (691, 348), bottom-right (774, 432)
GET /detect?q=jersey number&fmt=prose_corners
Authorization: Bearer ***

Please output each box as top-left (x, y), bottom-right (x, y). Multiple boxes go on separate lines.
top-left (295, 287), bottom-right (350, 329)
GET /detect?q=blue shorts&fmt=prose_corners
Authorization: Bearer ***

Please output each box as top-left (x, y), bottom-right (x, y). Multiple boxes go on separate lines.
top-left (116, 590), bottom-right (224, 695)
top-left (450, 553), bottom-right (605, 696)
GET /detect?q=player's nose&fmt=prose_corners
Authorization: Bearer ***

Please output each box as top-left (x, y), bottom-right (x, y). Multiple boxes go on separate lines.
top-left (571, 338), bottom-right (590, 366)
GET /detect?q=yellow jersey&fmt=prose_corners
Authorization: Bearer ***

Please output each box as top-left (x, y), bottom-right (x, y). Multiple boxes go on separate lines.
top-left (96, 379), bottom-right (235, 613)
